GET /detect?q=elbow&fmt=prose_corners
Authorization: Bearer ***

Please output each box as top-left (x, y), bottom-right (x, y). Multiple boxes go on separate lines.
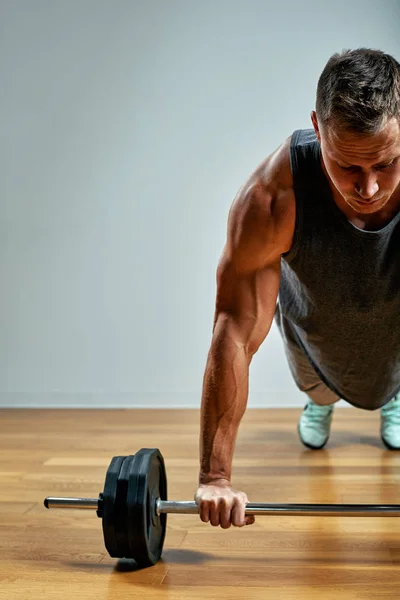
top-left (246, 338), bottom-right (263, 360)
top-left (213, 312), bottom-right (266, 360)
top-left (246, 341), bottom-right (259, 358)
top-left (245, 320), bottom-right (274, 358)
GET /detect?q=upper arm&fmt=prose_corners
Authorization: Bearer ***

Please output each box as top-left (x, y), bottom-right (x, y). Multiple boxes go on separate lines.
top-left (213, 139), bottom-right (295, 354)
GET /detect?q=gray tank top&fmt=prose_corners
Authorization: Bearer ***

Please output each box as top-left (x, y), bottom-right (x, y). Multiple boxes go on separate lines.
top-left (279, 128), bottom-right (400, 410)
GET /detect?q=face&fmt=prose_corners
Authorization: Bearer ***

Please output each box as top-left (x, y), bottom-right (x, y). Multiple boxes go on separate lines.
top-left (311, 112), bottom-right (400, 215)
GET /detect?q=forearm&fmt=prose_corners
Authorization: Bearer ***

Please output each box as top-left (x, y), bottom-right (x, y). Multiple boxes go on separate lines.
top-left (199, 320), bottom-right (250, 485)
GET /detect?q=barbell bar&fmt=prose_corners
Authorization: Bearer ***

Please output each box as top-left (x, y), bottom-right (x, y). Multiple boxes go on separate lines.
top-left (44, 496), bottom-right (400, 517)
top-left (44, 448), bottom-right (400, 569)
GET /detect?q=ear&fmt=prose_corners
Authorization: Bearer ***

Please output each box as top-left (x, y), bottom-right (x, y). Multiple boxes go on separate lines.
top-left (310, 111), bottom-right (322, 142)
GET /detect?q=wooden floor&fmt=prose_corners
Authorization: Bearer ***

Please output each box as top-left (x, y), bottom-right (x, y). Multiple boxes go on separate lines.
top-left (1, 408), bottom-right (400, 599)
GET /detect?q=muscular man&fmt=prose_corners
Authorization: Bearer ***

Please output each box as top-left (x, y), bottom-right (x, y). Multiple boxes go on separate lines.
top-left (195, 48), bottom-right (400, 529)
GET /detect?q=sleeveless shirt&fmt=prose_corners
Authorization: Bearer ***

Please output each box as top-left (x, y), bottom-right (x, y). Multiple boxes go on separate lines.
top-left (278, 128), bottom-right (400, 410)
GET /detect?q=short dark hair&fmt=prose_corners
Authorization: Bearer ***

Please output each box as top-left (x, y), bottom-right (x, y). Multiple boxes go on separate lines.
top-left (316, 48), bottom-right (400, 135)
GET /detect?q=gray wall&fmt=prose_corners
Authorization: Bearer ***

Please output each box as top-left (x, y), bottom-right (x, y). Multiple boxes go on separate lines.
top-left (1, 0), bottom-right (399, 408)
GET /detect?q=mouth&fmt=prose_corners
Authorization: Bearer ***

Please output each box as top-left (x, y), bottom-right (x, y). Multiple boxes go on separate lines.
top-left (352, 197), bottom-right (382, 206)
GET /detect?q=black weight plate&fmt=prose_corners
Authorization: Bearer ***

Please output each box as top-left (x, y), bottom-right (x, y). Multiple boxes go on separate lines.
top-left (127, 448), bottom-right (167, 567)
top-left (101, 455), bottom-right (125, 558)
top-left (113, 455), bottom-right (136, 558)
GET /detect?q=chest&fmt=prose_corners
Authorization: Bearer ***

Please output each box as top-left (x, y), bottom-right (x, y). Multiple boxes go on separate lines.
top-left (288, 225), bottom-right (400, 312)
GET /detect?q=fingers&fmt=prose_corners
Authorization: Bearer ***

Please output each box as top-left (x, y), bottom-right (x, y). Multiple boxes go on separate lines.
top-left (210, 500), bottom-right (222, 527)
top-left (245, 515), bottom-right (256, 526)
top-left (195, 488), bottom-right (255, 528)
top-left (206, 498), bottom-right (235, 528)
top-left (231, 496), bottom-right (246, 527)
top-left (219, 498), bottom-right (233, 529)
top-left (199, 502), bottom-right (210, 524)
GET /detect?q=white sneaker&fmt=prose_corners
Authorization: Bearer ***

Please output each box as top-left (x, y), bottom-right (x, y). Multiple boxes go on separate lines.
top-left (298, 400), bottom-right (334, 449)
top-left (381, 394), bottom-right (400, 450)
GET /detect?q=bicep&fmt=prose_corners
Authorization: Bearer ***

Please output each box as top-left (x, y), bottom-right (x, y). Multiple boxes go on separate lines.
top-left (211, 168), bottom-right (291, 353)
top-left (213, 254), bottom-right (281, 356)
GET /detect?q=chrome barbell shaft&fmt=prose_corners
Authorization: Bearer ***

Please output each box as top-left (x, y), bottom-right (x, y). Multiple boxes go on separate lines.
top-left (44, 497), bottom-right (99, 509)
top-left (156, 500), bottom-right (400, 517)
top-left (44, 497), bottom-right (400, 517)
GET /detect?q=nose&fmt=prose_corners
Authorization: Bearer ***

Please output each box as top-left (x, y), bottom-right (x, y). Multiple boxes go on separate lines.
top-left (355, 174), bottom-right (379, 200)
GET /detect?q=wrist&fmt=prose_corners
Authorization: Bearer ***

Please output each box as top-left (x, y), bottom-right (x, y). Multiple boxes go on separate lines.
top-left (198, 474), bottom-right (231, 486)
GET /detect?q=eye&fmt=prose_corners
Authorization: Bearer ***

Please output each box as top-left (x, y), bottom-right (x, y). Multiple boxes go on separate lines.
top-left (377, 160), bottom-right (396, 170)
top-left (337, 160), bottom-right (397, 171)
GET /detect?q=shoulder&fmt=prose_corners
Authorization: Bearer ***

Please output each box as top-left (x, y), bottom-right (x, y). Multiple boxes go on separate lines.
top-left (226, 135), bottom-right (296, 271)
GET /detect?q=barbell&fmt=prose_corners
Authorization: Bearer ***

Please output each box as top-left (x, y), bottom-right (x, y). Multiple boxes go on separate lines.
top-left (44, 447), bottom-right (400, 568)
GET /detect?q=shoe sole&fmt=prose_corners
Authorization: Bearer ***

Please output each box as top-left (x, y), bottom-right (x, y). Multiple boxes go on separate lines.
top-left (381, 435), bottom-right (400, 450)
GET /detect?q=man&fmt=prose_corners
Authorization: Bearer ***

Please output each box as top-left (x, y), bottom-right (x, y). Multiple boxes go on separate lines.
top-left (195, 48), bottom-right (400, 529)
